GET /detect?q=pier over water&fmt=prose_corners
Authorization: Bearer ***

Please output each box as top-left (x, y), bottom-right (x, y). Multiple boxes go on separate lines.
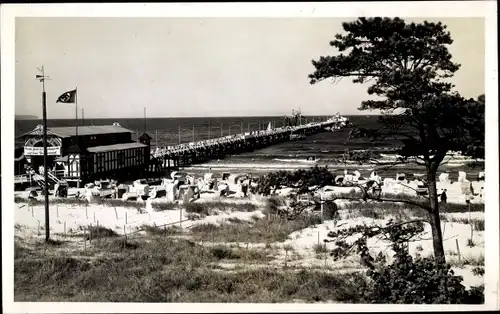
top-left (148, 116), bottom-right (349, 172)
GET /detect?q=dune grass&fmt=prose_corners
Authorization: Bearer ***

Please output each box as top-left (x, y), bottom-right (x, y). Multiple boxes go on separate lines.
top-left (190, 214), bottom-right (322, 243)
top-left (14, 236), bottom-right (364, 302)
top-left (184, 201), bottom-right (258, 215)
top-left (439, 216), bottom-right (485, 231)
top-left (339, 199), bottom-right (484, 222)
top-left (15, 196), bottom-right (259, 215)
top-left (141, 224), bottom-right (183, 236)
top-left (448, 254), bottom-right (485, 267)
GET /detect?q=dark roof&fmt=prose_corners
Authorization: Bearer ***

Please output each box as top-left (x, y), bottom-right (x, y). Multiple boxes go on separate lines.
top-left (138, 133), bottom-right (153, 140)
top-left (67, 144), bottom-right (84, 153)
top-left (87, 142), bottom-right (148, 153)
top-left (17, 125), bottom-right (134, 139)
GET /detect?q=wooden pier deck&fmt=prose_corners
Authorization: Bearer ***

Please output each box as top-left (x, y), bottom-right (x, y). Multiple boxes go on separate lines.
top-left (149, 119), bottom-right (344, 171)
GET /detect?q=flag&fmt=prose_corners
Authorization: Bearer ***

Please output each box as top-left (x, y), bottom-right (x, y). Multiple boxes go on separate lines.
top-left (56, 89), bottom-right (77, 103)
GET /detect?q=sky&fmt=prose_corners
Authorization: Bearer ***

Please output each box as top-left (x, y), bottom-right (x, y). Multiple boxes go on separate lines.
top-left (15, 17), bottom-right (485, 119)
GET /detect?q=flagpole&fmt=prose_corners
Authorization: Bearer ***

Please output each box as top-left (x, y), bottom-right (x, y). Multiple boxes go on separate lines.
top-left (75, 87), bottom-right (78, 141)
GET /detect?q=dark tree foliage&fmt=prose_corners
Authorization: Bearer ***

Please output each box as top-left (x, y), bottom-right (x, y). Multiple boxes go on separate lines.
top-left (326, 220), bottom-right (484, 304)
top-left (308, 17), bottom-right (485, 264)
top-left (255, 166), bottom-right (336, 196)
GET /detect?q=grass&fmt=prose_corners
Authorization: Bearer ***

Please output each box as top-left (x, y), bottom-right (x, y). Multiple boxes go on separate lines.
top-left (184, 201), bottom-right (258, 215)
top-left (141, 224), bottom-right (183, 236)
top-left (313, 243), bottom-right (329, 255)
top-left (86, 226), bottom-right (119, 239)
top-left (439, 203), bottom-right (484, 213)
top-left (439, 216), bottom-right (485, 231)
top-left (152, 202), bottom-right (178, 212)
top-left (190, 214), bottom-right (322, 243)
top-left (226, 217), bottom-right (248, 224)
top-left (14, 236), bottom-right (365, 302)
top-left (340, 199), bottom-right (484, 222)
top-left (448, 254), bottom-right (485, 267)
top-left (209, 245), bottom-right (271, 261)
top-left (342, 201), bottom-right (428, 221)
top-left (251, 214), bottom-right (262, 221)
top-left (15, 197), bottom-right (260, 215)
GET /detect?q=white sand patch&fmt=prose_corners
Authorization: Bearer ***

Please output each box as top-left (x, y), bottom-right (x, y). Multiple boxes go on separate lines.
top-left (15, 202), bottom-right (183, 236)
top-left (14, 200), bottom-right (266, 239)
top-left (451, 266), bottom-right (484, 289)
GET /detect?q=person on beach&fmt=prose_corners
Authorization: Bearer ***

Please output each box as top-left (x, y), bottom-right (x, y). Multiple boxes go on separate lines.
top-left (440, 189), bottom-right (447, 204)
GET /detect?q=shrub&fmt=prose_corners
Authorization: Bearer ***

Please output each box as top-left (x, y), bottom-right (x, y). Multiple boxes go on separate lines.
top-left (326, 220), bottom-right (484, 304)
top-left (88, 226), bottom-right (118, 239)
top-left (255, 166), bottom-right (336, 196)
top-left (466, 238), bottom-right (476, 248)
top-left (471, 267), bottom-right (485, 277)
top-left (97, 238), bottom-right (139, 251)
top-left (184, 202), bottom-right (209, 215)
top-left (210, 245), bottom-right (235, 260)
top-left (472, 219), bottom-right (485, 231)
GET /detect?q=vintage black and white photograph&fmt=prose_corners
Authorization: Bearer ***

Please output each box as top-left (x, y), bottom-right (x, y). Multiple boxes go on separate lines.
top-left (1, 1), bottom-right (498, 311)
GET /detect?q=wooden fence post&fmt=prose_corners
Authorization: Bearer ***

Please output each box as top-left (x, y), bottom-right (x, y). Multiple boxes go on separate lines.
top-left (89, 223), bottom-right (93, 244)
top-left (455, 238), bottom-right (462, 262)
top-left (123, 225), bottom-right (127, 246)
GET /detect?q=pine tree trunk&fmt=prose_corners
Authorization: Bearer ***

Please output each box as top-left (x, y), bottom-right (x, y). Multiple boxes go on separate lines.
top-left (427, 167), bottom-right (446, 264)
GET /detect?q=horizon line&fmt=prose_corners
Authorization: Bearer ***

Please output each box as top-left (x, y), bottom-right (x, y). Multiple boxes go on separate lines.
top-left (15, 113), bottom-right (380, 120)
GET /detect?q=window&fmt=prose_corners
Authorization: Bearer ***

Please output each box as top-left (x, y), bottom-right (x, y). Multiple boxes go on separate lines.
top-left (136, 149), bottom-right (143, 163)
top-left (117, 151), bottom-right (125, 168)
top-left (97, 154), bottom-right (105, 172)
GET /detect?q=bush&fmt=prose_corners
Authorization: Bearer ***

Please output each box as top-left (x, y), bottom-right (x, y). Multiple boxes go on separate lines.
top-left (88, 226), bottom-right (118, 239)
top-left (363, 254), bottom-right (482, 303)
top-left (255, 166), bottom-right (336, 196)
top-left (326, 220), bottom-right (484, 304)
top-left (184, 202), bottom-right (209, 215)
top-left (322, 201), bottom-right (339, 220)
top-left (210, 245), bottom-right (235, 259)
top-left (471, 267), bottom-right (485, 277)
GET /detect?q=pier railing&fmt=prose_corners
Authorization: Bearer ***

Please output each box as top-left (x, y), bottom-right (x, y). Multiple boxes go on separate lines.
top-left (135, 116), bottom-right (337, 148)
top-left (150, 118), bottom-right (345, 161)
